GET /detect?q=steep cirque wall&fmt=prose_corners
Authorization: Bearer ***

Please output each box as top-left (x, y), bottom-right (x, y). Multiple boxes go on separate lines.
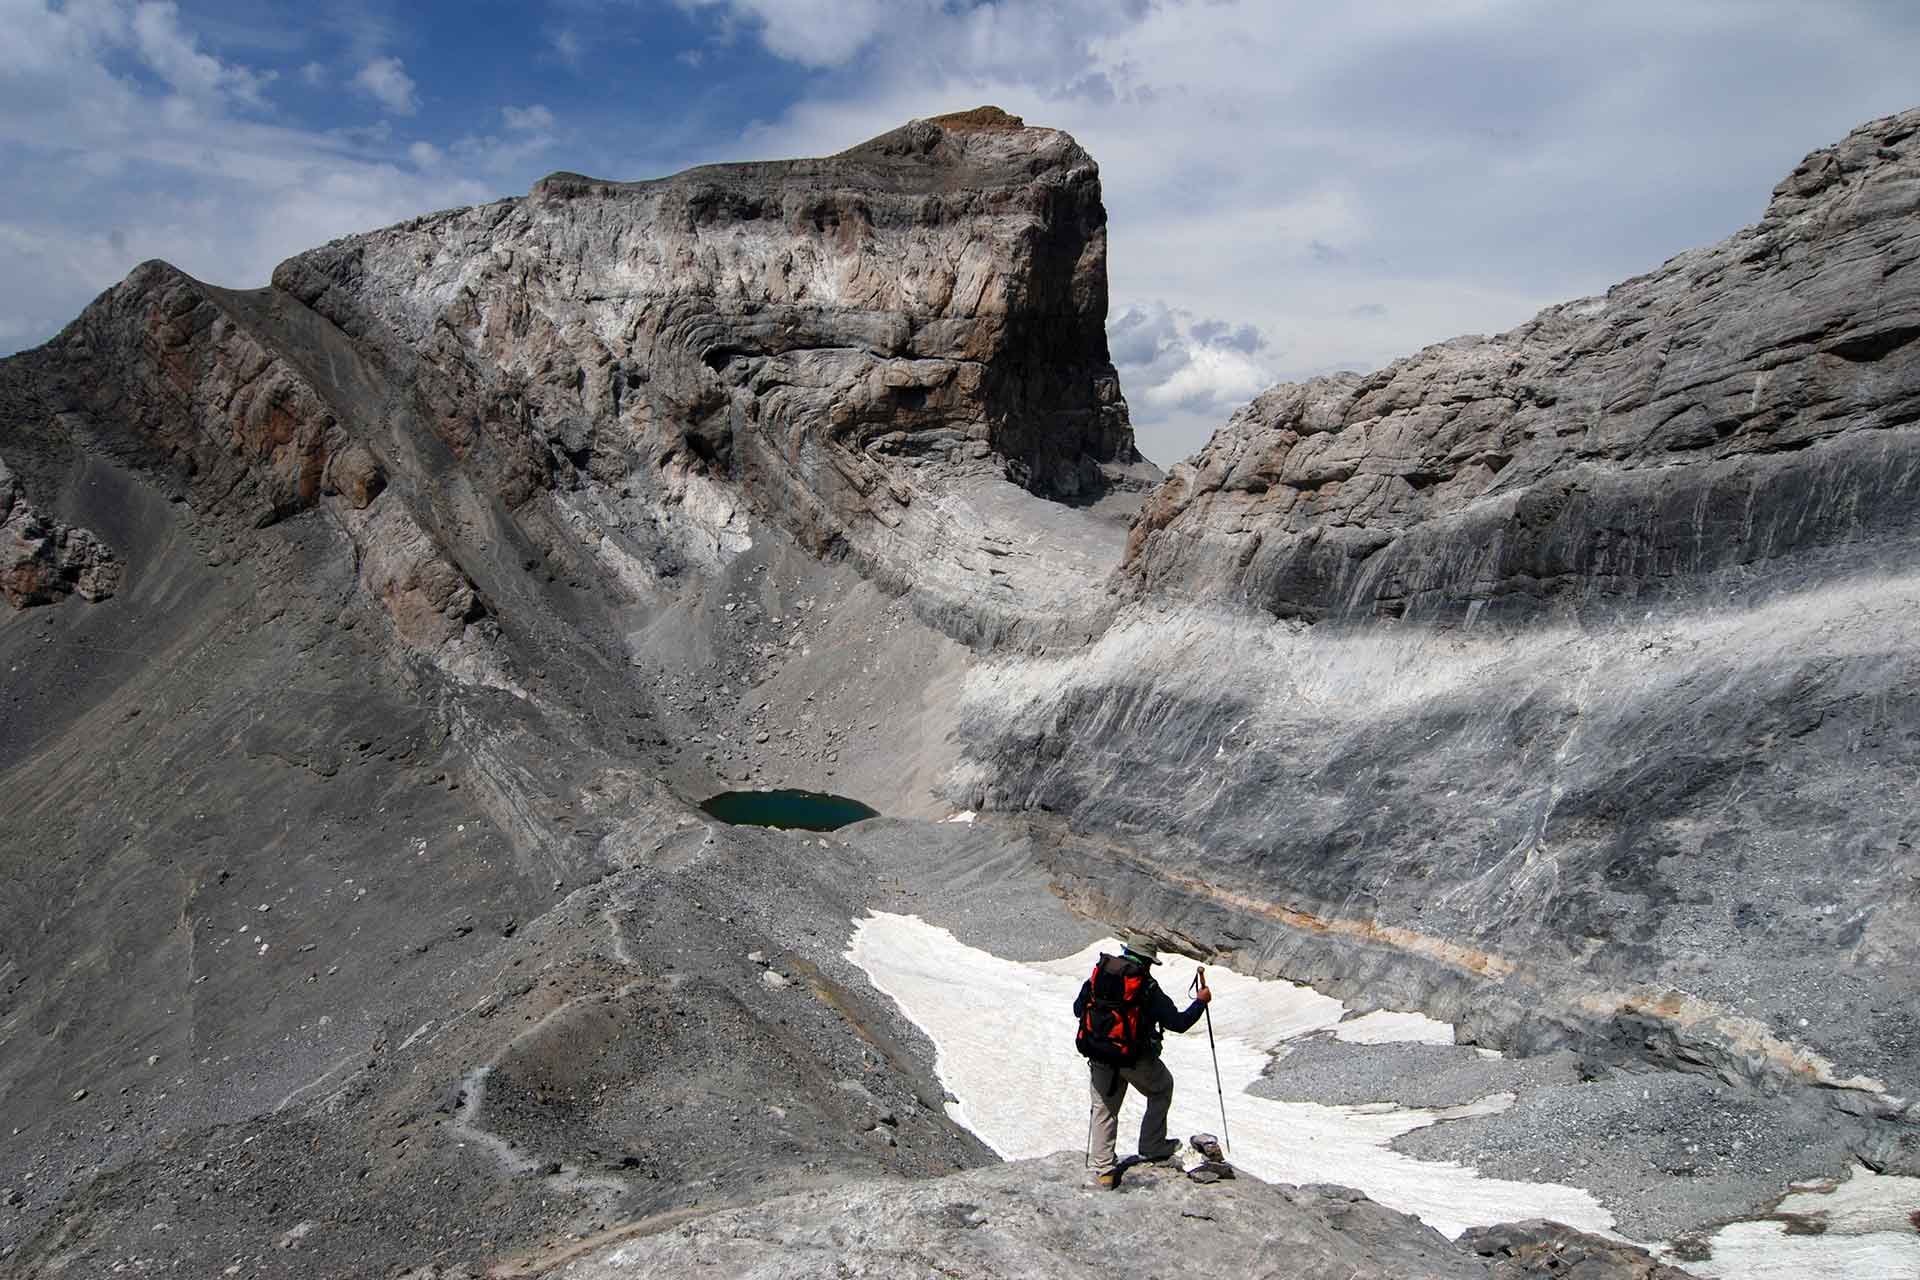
top-left (271, 105), bottom-right (1142, 643)
top-left (1126, 110), bottom-right (1920, 624)
top-left (954, 109), bottom-right (1920, 1144)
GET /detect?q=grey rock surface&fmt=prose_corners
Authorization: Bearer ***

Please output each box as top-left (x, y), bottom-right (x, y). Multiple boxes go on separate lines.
top-left (1251, 1038), bottom-right (1582, 1110)
top-left (540, 1153), bottom-right (1496, 1279)
top-left (4, 99), bottom-right (1920, 1280)
top-left (1124, 108), bottom-right (1920, 625)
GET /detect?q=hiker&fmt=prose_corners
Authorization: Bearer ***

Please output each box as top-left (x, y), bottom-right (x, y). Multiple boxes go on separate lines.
top-left (1073, 938), bottom-right (1211, 1188)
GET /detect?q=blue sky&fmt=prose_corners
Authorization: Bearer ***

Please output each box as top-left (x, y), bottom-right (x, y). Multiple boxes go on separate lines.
top-left (6, 1), bottom-right (1920, 464)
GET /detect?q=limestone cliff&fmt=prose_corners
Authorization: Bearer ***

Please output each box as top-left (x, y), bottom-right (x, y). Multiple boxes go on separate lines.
top-left (1125, 109), bottom-right (1920, 623)
top-left (269, 105), bottom-right (1142, 642)
top-left (952, 110), bottom-right (1920, 1141)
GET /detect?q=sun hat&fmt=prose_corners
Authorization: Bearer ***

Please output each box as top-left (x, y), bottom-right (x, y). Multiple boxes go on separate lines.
top-left (1121, 939), bottom-right (1161, 966)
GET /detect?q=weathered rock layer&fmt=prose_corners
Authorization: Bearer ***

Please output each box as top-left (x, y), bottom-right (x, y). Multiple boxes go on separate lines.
top-left (541, 1154), bottom-right (1686, 1280)
top-left (949, 110), bottom-right (1920, 1147)
top-left (1126, 110), bottom-right (1920, 624)
top-left (269, 104), bottom-right (1144, 642)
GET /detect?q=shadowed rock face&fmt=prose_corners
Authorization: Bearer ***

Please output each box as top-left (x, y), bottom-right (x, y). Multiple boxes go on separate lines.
top-left (1125, 109), bottom-right (1920, 624)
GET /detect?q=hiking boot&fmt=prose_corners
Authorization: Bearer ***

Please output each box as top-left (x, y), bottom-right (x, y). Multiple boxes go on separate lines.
top-left (1093, 1168), bottom-right (1121, 1190)
top-left (1138, 1141), bottom-right (1184, 1165)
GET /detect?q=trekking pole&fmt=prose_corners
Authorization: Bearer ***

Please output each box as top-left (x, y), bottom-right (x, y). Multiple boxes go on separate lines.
top-left (1192, 966), bottom-right (1230, 1154)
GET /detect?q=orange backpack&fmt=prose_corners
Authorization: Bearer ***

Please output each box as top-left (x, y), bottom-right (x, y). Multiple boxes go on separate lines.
top-left (1075, 954), bottom-right (1150, 1066)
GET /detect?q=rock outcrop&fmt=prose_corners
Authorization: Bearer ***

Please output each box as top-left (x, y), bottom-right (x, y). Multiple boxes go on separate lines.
top-left (1125, 110), bottom-right (1920, 624)
top-left (1459, 1219), bottom-right (1692, 1279)
top-left (0, 456), bottom-right (118, 606)
top-left (539, 1154), bottom-right (1659, 1280)
top-left (268, 104), bottom-right (1144, 643)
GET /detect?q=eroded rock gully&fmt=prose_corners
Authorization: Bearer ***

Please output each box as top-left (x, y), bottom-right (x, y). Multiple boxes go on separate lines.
top-left (1, 105), bottom-right (1918, 1277)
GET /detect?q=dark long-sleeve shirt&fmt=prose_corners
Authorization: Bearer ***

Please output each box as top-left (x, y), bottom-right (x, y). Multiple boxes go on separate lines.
top-left (1074, 972), bottom-right (1206, 1057)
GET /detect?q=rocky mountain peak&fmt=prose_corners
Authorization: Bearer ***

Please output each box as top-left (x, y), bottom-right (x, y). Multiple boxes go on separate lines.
top-left (921, 104), bottom-right (1029, 132)
top-left (1764, 105), bottom-right (1920, 219)
top-left (5, 111), bottom-right (1146, 653)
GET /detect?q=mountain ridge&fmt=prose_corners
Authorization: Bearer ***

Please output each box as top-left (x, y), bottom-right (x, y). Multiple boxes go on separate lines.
top-left (4, 105), bottom-right (1920, 1277)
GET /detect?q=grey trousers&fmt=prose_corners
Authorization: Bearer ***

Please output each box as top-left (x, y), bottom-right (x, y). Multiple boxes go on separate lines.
top-left (1087, 1055), bottom-right (1178, 1173)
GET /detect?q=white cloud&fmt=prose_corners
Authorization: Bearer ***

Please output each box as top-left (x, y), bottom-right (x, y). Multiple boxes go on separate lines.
top-left (0, 2), bottom-right (499, 354)
top-left (502, 103), bottom-right (555, 133)
top-left (549, 26), bottom-right (582, 65)
top-left (1143, 345), bottom-right (1272, 413)
top-left (352, 54), bottom-right (416, 115)
top-left (300, 60), bottom-right (326, 86)
top-left (446, 130), bottom-right (556, 177)
top-left (681, 0), bottom-right (905, 68)
top-left (1107, 300), bottom-right (1276, 459)
top-left (679, 0), bottom-right (1147, 82)
top-left (130, 1), bottom-right (270, 106)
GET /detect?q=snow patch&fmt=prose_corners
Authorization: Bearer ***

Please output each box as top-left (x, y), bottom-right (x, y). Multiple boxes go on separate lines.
top-left (1333, 1009), bottom-right (1458, 1046)
top-left (846, 911), bottom-right (1609, 1240)
top-left (1778, 1165), bottom-right (1920, 1235)
top-left (1676, 1218), bottom-right (1920, 1280)
top-left (1670, 1165), bottom-right (1920, 1279)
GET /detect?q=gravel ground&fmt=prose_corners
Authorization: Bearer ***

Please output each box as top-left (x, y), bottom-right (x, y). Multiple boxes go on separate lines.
top-left (1251, 1037), bottom-right (1583, 1110)
top-left (1388, 1066), bottom-right (1868, 1240)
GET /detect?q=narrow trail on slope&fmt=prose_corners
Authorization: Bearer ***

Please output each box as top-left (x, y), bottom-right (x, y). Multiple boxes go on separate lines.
top-left (439, 880), bottom-right (651, 1197)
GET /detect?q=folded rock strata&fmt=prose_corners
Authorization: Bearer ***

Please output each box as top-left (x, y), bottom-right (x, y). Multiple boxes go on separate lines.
top-left (269, 104), bottom-right (1143, 643)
